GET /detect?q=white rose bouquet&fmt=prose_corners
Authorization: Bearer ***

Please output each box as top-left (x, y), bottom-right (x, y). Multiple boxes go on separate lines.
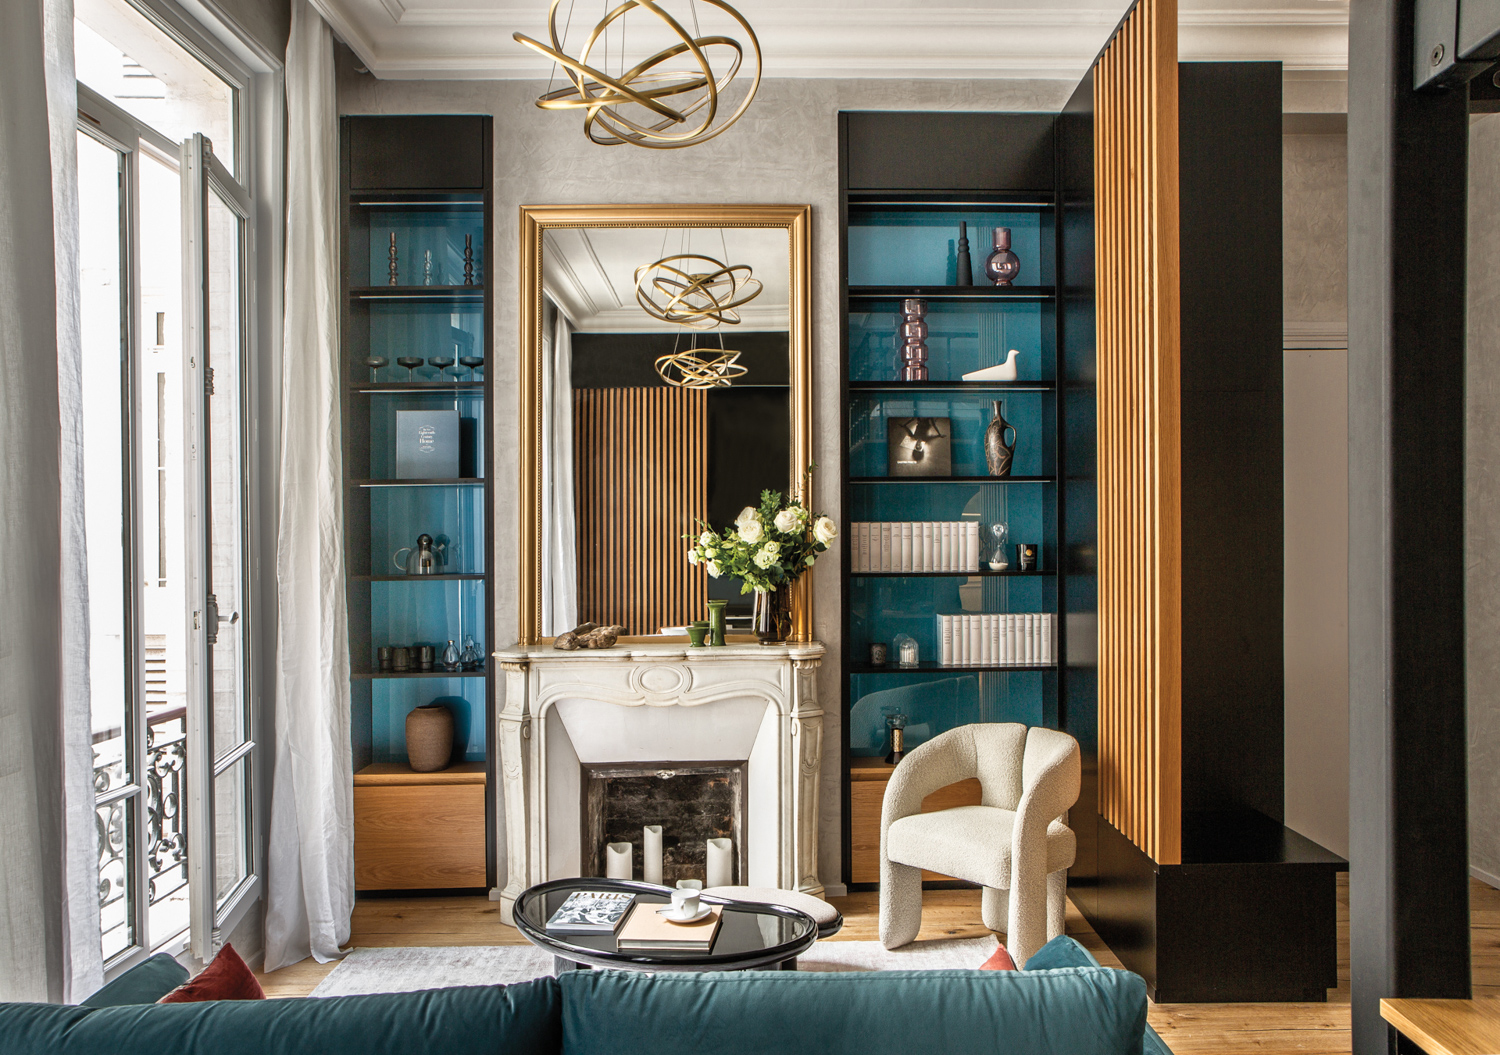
top-left (684, 483), bottom-right (836, 595)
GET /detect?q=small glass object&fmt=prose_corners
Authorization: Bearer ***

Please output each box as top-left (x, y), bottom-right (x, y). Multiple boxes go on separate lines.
top-left (429, 356), bottom-right (455, 382)
top-left (461, 634), bottom-right (481, 671)
top-left (396, 356), bottom-right (424, 382)
top-left (423, 249), bottom-right (433, 286)
top-left (987, 522), bottom-right (1010, 570)
top-left (364, 355), bottom-right (389, 382)
top-left (459, 355), bottom-right (485, 381)
top-left (984, 226), bottom-right (1021, 287)
top-left (442, 639), bottom-right (461, 671)
top-left (388, 232), bottom-right (399, 285)
top-left (417, 645), bottom-right (435, 672)
top-left (868, 642), bottom-right (888, 667)
top-left (885, 712), bottom-right (909, 765)
top-left (894, 633), bottom-right (919, 668)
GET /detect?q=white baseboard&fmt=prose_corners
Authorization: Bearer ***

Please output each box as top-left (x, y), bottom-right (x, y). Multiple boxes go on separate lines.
top-left (822, 882), bottom-right (848, 899)
top-left (1471, 863), bottom-right (1500, 890)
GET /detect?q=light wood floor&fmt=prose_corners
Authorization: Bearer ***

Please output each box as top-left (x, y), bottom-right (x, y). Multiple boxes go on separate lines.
top-left (257, 874), bottom-right (1500, 1054)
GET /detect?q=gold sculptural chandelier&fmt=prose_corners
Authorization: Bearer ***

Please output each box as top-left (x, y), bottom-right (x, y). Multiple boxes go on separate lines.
top-left (513, 0), bottom-right (762, 149)
top-left (635, 252), bottom-right (763, 328)
top-left (654, 342), bottom-right (748, 388)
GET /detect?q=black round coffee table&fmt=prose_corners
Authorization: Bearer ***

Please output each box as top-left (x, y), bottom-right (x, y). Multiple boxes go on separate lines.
top-left (513, 878), bottom-right (818, 973)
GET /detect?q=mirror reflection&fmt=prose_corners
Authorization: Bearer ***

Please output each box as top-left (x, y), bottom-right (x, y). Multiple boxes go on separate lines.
top-left (539, 225), bottom-right (791, 636)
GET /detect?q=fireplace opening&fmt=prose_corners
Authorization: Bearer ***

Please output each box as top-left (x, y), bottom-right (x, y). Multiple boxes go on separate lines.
top-left (582, 762), bottom-right (746, 886)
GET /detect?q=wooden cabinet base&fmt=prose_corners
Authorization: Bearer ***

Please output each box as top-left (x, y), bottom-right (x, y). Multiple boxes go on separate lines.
top-left (849, 759), bottom-right (982, 884)
top-left (354, 763), bottom-right (486, 890)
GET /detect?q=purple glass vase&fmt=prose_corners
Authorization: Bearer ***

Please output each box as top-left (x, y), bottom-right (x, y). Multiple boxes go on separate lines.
top-left (984, 227), bottom-right (1021, 287)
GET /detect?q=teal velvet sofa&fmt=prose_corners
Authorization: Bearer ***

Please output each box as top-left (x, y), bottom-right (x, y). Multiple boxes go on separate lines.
top-left (1, 937), bottom-right (1170, 1055)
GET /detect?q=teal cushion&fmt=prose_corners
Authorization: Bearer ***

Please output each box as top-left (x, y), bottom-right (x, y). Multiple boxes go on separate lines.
top-left (0, 979), bottom-right (560, 1055)
top-left (80, 953), bottom-right (190, 1007)
top-left (1023, 936), bottom-right (1172, 1055)
top-left (559, 968), bottom-right (1146, 1055)
top-left (1024, 934), bottom-right (1103, 971)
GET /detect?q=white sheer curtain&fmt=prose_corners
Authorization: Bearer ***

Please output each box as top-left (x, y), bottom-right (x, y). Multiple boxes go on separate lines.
top-left (0, 0), bottom-right (99, 1005)
top-left (264, 0), bottom-right (352, 972)
top-left (44, 0), bottom-right (104, 1000)
top-left (540, 301), bottom-right (578, 635)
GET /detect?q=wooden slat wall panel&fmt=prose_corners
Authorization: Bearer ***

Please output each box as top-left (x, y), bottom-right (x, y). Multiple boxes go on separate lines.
top-left (1093, 0), bottom-right (1183, 866)
top-left (574, 387), bottom-right (708, 635)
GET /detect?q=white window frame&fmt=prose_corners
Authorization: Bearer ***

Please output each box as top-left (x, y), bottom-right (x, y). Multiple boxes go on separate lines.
top-left (80, 0), bottom-right (283, 979)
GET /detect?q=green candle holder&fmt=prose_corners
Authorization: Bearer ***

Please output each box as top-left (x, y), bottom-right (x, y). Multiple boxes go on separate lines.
top-left (706, 600), bottom-right (728, 647)
top-left (687, 623), bottom-right (709, 647)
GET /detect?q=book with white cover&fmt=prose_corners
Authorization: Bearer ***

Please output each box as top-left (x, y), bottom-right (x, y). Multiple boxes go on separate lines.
top-left (880, 523), bottom-right (892, 572)
top-left (920, 523), bottom-right (933, 571)
top-left (545, 890), bottom-right (636, 934)
top-left (968, 615), bottom-right (981, 665)
top-left (852, 523), bottom-right (863, 572)
top-left (1042, 613), bottom-right (1054, 665)
top-left (1009, 615), bottom-right (1020, 663)
top-left (1028, 614), bottom-right (1038, 665)
top-left (901, 522), bottom-right (914, 572)
top-left (940, 615), bottom-right (953, 665)
top-left (966, 523), bottom-right (980, 571)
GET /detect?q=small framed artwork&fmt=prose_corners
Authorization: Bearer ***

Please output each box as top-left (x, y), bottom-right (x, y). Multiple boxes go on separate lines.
top-left (887, 417), bottom-right (952, 477)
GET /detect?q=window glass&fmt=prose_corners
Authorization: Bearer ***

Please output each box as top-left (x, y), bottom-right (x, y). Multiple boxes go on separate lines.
top-left (78, 129), bottom-right (135, 964)
top-left (74, 0), bottom-right (235, 171)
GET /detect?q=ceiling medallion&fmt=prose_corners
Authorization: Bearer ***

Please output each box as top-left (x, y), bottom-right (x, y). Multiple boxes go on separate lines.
top-left (654, 347), bottom-right (747, 389)
top-left (513, 0), bottom-right (762, 149)
top-left (635, 253), bottom-right (763, 328)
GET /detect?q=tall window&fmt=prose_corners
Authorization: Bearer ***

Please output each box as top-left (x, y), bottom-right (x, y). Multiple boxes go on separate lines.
top-left (75, 0), bottom-right (258, 973)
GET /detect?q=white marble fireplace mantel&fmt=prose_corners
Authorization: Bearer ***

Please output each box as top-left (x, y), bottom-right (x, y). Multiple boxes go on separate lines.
top-left (490, 642), bottom-right (825, 925)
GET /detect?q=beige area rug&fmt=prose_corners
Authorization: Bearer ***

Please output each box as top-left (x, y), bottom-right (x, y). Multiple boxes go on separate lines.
top-left (310, 937), bottom-right (1001, 998)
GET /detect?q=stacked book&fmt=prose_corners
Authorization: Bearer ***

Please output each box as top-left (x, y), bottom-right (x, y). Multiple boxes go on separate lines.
top-left (615, 903), bottom-right (722, 951)
top-left (851, 521), bottom-right (981, 572)
top-left (937, 613), bottom-right (1056, 667)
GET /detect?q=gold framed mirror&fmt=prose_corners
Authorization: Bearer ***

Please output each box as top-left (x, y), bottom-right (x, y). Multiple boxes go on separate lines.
top-left (517, 204), bottom-right (812, 645)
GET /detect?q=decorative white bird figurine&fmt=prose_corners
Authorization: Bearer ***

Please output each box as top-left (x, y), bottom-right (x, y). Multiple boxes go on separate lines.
top-left (962, 349), bottom-right (1021, 382)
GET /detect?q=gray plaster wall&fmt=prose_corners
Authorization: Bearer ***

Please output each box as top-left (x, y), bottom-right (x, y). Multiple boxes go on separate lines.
top-left (1282, 131), bottom-right (1350, 859)
top-left (1467, 114), bottom-right (1500, 888)
top-left (336, 59), bottom-right (1075, 891)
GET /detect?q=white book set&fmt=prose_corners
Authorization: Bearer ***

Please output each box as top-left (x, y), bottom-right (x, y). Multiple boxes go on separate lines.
top-left (937, 612), bottom-right (1055, 667)
top-left (851, 521), bottom-right (981, 573)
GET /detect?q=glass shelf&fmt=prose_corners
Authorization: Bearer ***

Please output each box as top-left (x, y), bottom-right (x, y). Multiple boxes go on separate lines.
top-left (847, 669), bottom-right (1047, 758)
top-left (848, 388), bottom-right (1053, 478)
top-left (848, 286), bottom-right (1055, 300)
top-left (850, 569), bottom-right (1053, 578)
top-left (365, 676), bottom-right (487, 766)
top-left (849, 298), bottom-right (1050, 384)
top-left (355, 478), bottom-right (484, 488)
top-left (355, 670), bottom-right (487, 680)
top-left (846, 205), bottom-right (1053, 288)
top-left (354, 573), bottom-right (486, 582)
top-left (848, 475), bottom-right (1055, 484)
top-left (852, 662), bottom-right (1057, 674)
top-left (350, 381), bottom-right (485, 393)
top-left (365, 487), bottom-right (485, 577)
top-left (358, 203), bottom-right (484, 287)
top-left (849, 381), bottom-right (1054, 392)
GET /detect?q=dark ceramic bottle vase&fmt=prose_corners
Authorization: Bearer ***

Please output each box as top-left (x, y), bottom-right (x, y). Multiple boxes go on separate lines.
top-left (985, 400), bottom-right (1016, 477)
top-left (955, 222), bottom-right (974, 286)
top-left (985, 227), bottom-right (1021, 287)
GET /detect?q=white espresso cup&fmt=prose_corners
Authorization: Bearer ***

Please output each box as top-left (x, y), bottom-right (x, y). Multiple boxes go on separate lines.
top-left (670, 888), bottom-right (700, 918)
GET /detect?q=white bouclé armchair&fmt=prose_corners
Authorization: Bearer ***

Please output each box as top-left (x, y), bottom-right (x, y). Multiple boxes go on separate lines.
top-left (879, 723), bottom-right (1081, 963)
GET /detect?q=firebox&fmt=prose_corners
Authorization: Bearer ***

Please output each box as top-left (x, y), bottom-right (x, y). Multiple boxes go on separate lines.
top-left (582, 762), bottom-right (746, 886)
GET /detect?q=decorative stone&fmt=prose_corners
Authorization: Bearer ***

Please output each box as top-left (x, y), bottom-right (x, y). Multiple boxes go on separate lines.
top-left (577, 625), bottom-right (625, 649)
top-left (553, 622), bottom-right (599, 651)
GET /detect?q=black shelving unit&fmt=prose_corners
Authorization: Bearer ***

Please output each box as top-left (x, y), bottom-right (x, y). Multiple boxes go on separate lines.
top-left (839, 112), bottom-right (1071, 889)
top-left (340, 114), bottom-right (495, 892)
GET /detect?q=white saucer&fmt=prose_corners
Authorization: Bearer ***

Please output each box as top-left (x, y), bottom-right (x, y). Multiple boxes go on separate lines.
top-left (657, 905), bottom-right (713, 924)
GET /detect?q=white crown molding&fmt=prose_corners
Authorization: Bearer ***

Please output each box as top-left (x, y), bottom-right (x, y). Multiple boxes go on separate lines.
top-left (314, 0), bottom-right (1351, 82)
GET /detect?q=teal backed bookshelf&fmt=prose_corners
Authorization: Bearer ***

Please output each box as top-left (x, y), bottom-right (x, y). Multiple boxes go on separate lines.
top-left (340, 116), bottom-right (494, 891)
top-left (839, 114), bottom-right (1070, 889)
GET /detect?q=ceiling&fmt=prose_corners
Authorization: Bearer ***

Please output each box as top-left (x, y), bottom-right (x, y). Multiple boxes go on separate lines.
top-left (308, 0), bottom-right (1349, 82)
top-left (543, 226), bottom-right (791, 333)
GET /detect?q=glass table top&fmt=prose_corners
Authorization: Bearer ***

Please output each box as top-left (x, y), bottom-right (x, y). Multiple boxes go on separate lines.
top-left (513, 878), bottom-right (818, 971)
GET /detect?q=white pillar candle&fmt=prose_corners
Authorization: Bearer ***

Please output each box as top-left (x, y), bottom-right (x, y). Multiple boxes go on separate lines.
top-left (605, 841), bottom-right (633, 880)
top-left (643, 825), bottom-right (664, 885)
top-left (706, 837), bottom-right (733, 888)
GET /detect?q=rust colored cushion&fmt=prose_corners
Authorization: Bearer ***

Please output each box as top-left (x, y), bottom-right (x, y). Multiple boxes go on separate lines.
top-left (978, 944), bottom-right (1017, 971)
top-left (158, 943), bottom-right (265, 1003)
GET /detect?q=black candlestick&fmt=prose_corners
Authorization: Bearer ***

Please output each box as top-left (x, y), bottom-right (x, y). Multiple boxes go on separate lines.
top-left (956, 221), bottom-right (973, 286)
top-left (463, 234), bottom-right (475, 286)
